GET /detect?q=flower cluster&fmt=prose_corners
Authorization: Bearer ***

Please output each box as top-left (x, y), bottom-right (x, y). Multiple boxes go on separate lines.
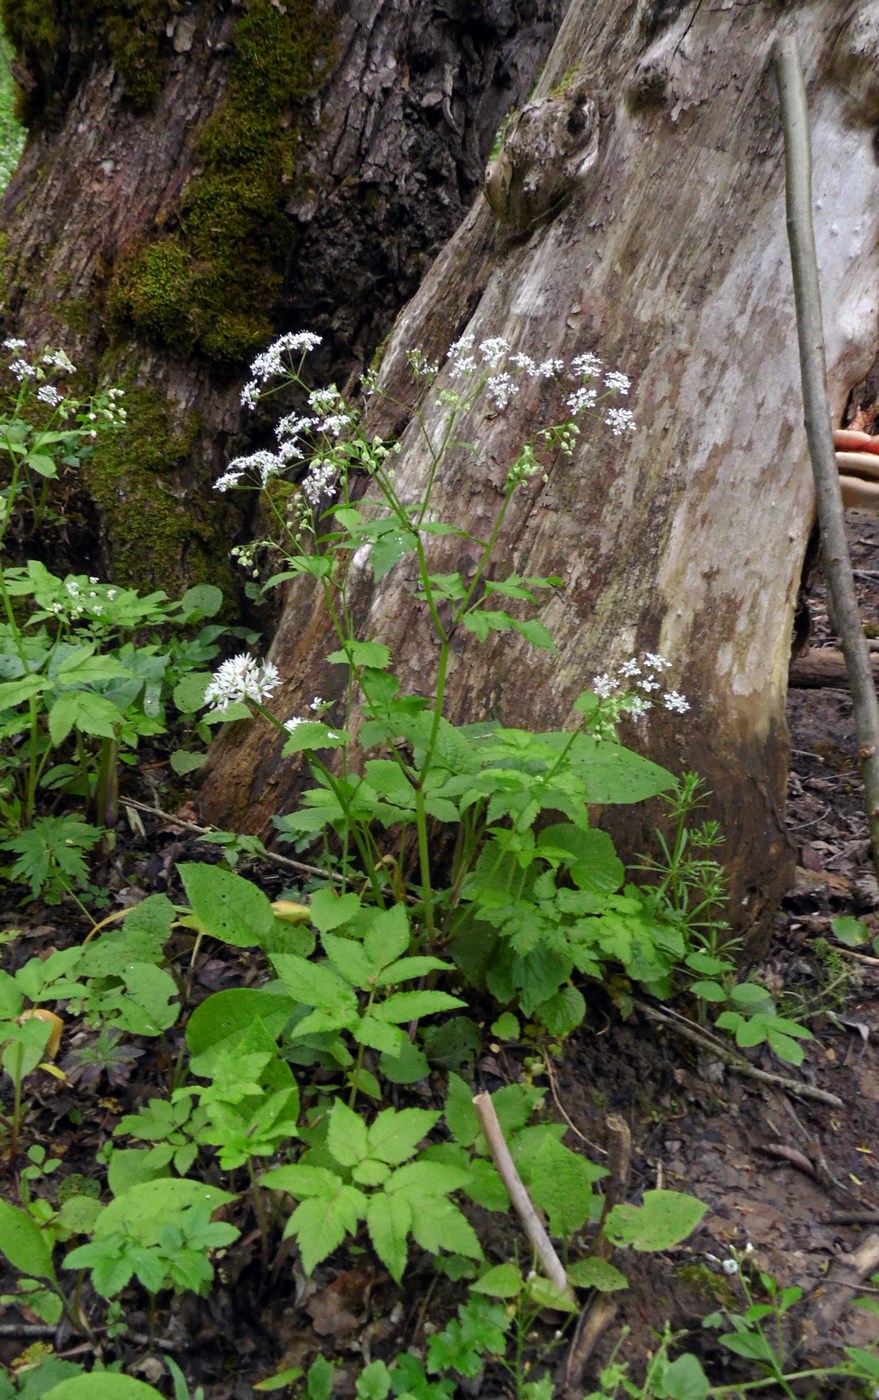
top-left (204, 654), bottom-right (281, 712)
top-left (591, 653), bottom-right (690, 718)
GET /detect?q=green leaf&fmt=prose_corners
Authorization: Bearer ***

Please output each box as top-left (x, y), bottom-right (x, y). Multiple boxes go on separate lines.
top-left (366, 1191), bottom-right (412, 1282)
top-left (566, 1257), bottom-right (629, 1292)
top-left (0, 674), bottom-right (51, 710)
top-left (0, 1199), bottom-right (57, 1282)
top-left (281, 721), bottom-right (349, 754)
top-left (514, 1132), bottom-right (606, 1236)
top-left (831, 915), bottom-right (871, 947)
top-left (653, 1353), bottom-right (710, 1400)
top-left (471, 1262), bottom-right (523, 1298)
top-left (367, 1108), bottom-right (439, 1166)
top-left (186, 987), bottom-right (295, 1076)
top-left (603, 1190), bottom-right (707, 1251)
top-left (327, 1100), bottom-right (369, 1168)
top-left (565, 735), bottom-right (675, 803)
top-left (178, 862), bottom-right (278, 948)
top-left (48, 691), bottom-right (121, 744)
top-left (327, 640), bottom-right (391, 670)
top-left (42, 1379), bottom-right (164, 1399)
top-left (287, 1186), bottom-right (366, 1274)
top-left (379, 1039), bottom-right (429, 1085)
top-left (532, 985), bottom-right (585, 1037)
top-left (372, 990), bottom-right (465, 1024)
top-left (310, 889), bottom-right (362, 932)
top-left (180, 583), bottom-right (223, 618)
top-left (364, 903), bottom-right (410, 970)
top-left (271, 954), bottom-right (358, 1020)
top-left (169, 750), bottom-right (207, 775)
top-left (92, 1179), bottom-right (235, 1244)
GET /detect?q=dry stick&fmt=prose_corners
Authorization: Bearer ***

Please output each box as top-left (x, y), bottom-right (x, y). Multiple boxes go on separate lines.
top-left (632, 998), bottom-right (844, 1109)
top-left (472, 1091), bottom-right (574, 1303)
top-left (775, 36), bottom-right (879, 883)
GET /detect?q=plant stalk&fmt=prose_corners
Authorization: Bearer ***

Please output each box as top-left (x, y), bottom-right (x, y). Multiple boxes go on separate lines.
top-left (775, 36), bottom-right (879, 882)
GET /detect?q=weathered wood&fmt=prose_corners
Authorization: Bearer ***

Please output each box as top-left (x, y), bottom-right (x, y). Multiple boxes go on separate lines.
top-left (789, 648), bottom-right (879, 689)
top-left (198, 1), bottom-right (879, 948)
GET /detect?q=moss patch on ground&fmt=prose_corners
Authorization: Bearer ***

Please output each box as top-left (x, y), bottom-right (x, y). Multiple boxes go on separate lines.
top-left (109, 0), bottom-right (334, 364)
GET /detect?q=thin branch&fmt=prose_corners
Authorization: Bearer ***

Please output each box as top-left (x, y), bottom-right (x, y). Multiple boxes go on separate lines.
top-left (775, 37), bottom-right (879, 882)
top-left (472, 1091), bottom-right (574, 1303)
top-left (632, 998), bottom-right (844, 1108)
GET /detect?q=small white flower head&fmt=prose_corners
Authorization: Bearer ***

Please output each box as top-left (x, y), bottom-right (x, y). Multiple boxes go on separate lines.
top-left (301, 459), bottom-right (337, 507)
top-left (215, 449), bottom-right (284, 493)
top-left (204, 654), bottom-right (281, 712)
top-left (317, 413), bottom-right (351, 438)
top-left (721, 1258), bottom-right (739, 1276)
top-left (277, 412), bottom-right (317, 441)
top-left (9, 358), bottom-right (35, 380)
top-left (283, 716), bottom-right (305, 733)
top-left (248, 332), bottom-right (321, 385)
top-left (618, 658), bottom-right (641, 679)
top-left (41, 348), bottom-right (76, 373)
top-left (3, 337), bottom-right (26, 350)
top-left (66, 579), bottom-right (80, 597)
top-left (479, 336), bottom-right (510, 369)
top-left (567, 386), bottom-right (598, 416)
top-left (643, 652), bottom-right (671, 672)
top-left (626, 695), bottom-right (652, 716)
top-left (571, 352), bottom-right (602, 378)
top-left (278, 439), bottom-right (304, 464)
top-left (36, 385), bottom-right (63, 407)
top-left (309, 696), bottom-right (324, 712)
top-left (307, 385), bottom-right (346, 416)
top-left (241, 379), bottom-right (260, 410)
top-left (406, 348), bottom-right (440, 379)
top-left (605, 407), bottom-right (637, 437)
top-left (509, 351), bottom-right (537, 376)
top-left (663, 690), bottom-right (690, 714)
top-left (448, 333), bottom-right (477, 377)
top-left (537, 357), bottom-right (565, 378)
top-left (592, 673), bottom-right (619, 699)
top-left (604, 370), bottom-right (631, 396)
top-left (486, 372), bottom-right (519, 410)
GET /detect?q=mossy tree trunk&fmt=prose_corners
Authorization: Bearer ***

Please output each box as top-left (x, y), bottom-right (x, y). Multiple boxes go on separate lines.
top-left (0, 0), bottom-right (564, 592)
top-left (198, 0), bottom-right (879, 946)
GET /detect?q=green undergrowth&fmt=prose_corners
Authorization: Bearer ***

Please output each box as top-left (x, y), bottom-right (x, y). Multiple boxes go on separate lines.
top-left (0, 13), bottom-right (23, 189)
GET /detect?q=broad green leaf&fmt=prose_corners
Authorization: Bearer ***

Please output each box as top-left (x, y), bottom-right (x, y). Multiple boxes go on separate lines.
top-left (471, 1262), bottom-right (523, 1298)
top-left (286, 1186), bottom-right (366, 1274)
top-left (366, 1191), bottom-right (412, 1282)
top-left (603, 1190), bottom-right (707, 1251)
top-left (385, 1160), bottom-right (470, 1200)
top-left (272, 955), bottom-right (359, 1024)
top-left (186, 987), bottom-right (295, 1075)
top-left (94, 1179), bottom-right (234, 1244)
top-left (55, 654), bottom-right (133, 684)
top-left (327, 1100), bottom-right (369, 1168)
top-left (281, 721), bottom-right (348, 754)
top-left (43, 1379), bottom-right (164, 1399)
top-left (566, 1257), bottom-right (629, 1292)
top-left (409, 1196), bottom-right (483, 1261)
top-left (366, 1108), bottom-right (439, 1166)
top-left (178, 862), bottom-right (277, 947)
top-left (533, 985), bottom-right (586, 1037)
top-left (514, 1132), bottom-right (606, 1237)
top-left (49, 692), bottom-right (121, 744)
top-left (180, 583), bottom-right (223, 618)
top-left (322, 933), bottom-right (374, 987)
top-left (565, 735), bottom-right (675, 803)
top-left (653, 1353), bottom-right (710, 1400)
top-left (372, 990), bottom-right (465, 1024)
top-left (0, 1199), bottom-right (56, 1281)
top-left (364, 903), bottom-right (410, 969)
top-left (379, 1039), bottom-right (429, 1084)
top-left (0, 674), bottom-right (51, 710)
top-left (327, 640), bottom-right (391, 669)
top-left (309, 889), bottom-right (362, 932)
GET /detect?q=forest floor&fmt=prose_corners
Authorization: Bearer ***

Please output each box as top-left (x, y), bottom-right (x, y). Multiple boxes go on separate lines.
top-left (2, 520), bottom-right (879, 1398)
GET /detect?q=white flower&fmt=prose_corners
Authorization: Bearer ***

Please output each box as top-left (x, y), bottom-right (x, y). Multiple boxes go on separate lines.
top-left (486, 372), bottom-right (519, 409)
top-left (448, 333), bottom-right (477, 376)
top-left (283, 716), bottom-right (306, 733)
top-left (301, 460), bottom-right (337, 506)
top-left (317, 413), bottom-right (351, 437)
top-left (509, 352), bottom-right (537, 376)
top-left (9, 358), bottom-right (35, 380)
top-left (605, 407), bottom-right (636, 437)
top-left (307, 386), bottom-right (346, 416)
top-left (604, 371), bottom-right (631, 396)
top-left (3, 337), bottom-right (26, 350)
top-left (663, 690), bottom-right (690, 714)
top-left (309, 697), bottom-right (324, 711)
top-left (41, 348), bottom-right (75, 373)
top-left (567, 386), bottom-right (597, 415)
top-left (643, 653), bottom-right (670, 671)
top-left (249, 331), bottom-right (322, 384)
top-left (537, 358), bottom-right (565, 378)
top-left (241, 380), bottom-right (260, 410)
top-left (36, 385), bottom-right (63, 407)
top-left (722, 1258), bottom-right (739, 1276)
top-left (204, 654), bottom-right (281, 712)
top-left (570, 352), bottom-right (601, 378)
top-left (627, 695), bottom-right (652, 716)
top-left (592, 673), bottom-right (619, 699)
top-left (277, 412), bottom-right (317, 440)
top-left (215, 450), bottom-right (284, 492)
top-left (479, 336), bottom-right (510, 368)
top-left (619, 658), bottom-right (641, 678)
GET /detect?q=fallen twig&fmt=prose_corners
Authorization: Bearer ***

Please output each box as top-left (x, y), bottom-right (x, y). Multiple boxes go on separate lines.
top-left (472, 1091), bottom-right (574, 1303)
top-left (633, 998), bottom-right (844, 1109)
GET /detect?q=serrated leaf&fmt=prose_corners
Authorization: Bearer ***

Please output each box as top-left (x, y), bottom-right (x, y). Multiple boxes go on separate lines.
top-left (287, 1186), bottom-right (366, 1274)
top-left (309, 889), bottom-right (362, 932)
top-left (178, 862), bottom-right (277, 948)
top-left (271, 954), bottom-right (358, 1018)
top-left (372, 990), bottom-right (465, 1023)
top-left (409, 1196), bottom-right (483, 1261)
top-left (366, 1107), bottom-right (439, 1166)
top-left (471, 1262), bottom-right (523, 1298)
top-left (0, 1199), bottom-right (57, 1281)
top-left (366, 1191), bottom-right (412, 1282)
top-left (327, 1100), bottom-right (369, 1168)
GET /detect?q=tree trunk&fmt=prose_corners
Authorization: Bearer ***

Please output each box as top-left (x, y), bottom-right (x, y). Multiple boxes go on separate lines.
top-left (198, 1), bottom-right (879, 947)
top-left (0, 0), bottom-right (563, 592)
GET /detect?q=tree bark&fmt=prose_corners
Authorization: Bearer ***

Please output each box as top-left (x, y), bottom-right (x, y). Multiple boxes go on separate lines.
top-left (0, 0), bottom-right (563, 591)
top-left (198, 1), bottom-right (879, 948)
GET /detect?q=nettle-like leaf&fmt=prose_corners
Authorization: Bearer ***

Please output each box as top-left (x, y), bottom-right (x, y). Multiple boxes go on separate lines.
top-left (603, 1190), bottom-right (708, 1252)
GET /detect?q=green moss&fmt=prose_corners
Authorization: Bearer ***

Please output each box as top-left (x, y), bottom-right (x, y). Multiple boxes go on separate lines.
top-left (109, 0), bottom-right (334, 365)
top-left (88, 0), bottom-right (170, 109)
top-left (675, 1264), bottom-right (736, 1308)
top-left (84, 385), bottom-right (239, 602)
